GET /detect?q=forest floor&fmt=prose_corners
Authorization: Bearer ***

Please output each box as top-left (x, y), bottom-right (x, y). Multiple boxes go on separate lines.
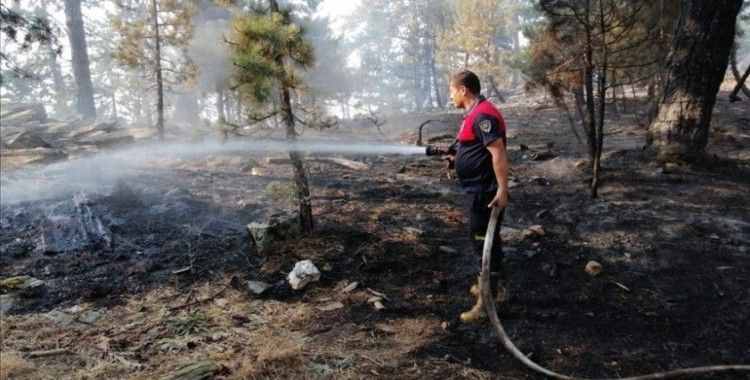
top-left (1, 88), bottom-right (748, 379)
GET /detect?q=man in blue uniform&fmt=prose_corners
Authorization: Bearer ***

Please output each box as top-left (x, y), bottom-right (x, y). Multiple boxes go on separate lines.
top-left (443, 70), bottom-right (510, 323)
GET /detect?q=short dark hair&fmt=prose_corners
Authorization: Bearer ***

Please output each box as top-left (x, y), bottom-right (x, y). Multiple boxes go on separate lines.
top-left (450, 70), bottom-right (481, 95)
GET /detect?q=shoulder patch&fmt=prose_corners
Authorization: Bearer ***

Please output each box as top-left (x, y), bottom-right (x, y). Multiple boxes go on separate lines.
top-left (479, 119), bottom-right (492, 133)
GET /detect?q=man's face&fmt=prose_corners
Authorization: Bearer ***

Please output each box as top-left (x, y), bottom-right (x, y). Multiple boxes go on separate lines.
top-left (449, 82), bottom-right (468, 109)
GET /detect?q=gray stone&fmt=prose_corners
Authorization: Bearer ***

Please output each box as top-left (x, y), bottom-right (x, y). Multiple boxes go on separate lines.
top-left (47, 309), bottom-right (76, 327)
top-left (287, 260), bottom-right (320, 290)
top-left (438, 246), bottom-right (458, 254)
top-left (0, 294), bottom-right (13, 314)
top-left (39, 198), bottom-right (112, 254)
top-left (7, 130), bottom-right (52, 149)
top-left (247, 211), bottom-right (301, 253)
top-left (0, 275), bottom-right (44, 296)
top-left (247, 280), bottom-right (271, 295)
top-left (78, 310), bottom-right (102, 325)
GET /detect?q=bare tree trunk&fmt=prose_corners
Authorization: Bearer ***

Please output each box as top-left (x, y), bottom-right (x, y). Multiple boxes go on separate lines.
top-left (152, 0), bottom-right (165, 140)
top-left (648, 0), bottom-right (743, 162)
top-left (216, 87), bottom-right (226, 120)
top-left (270, 0), bottom-right (314, 233)
top-left (64, 0), bottom-right (96, 118)
top-left (429, 36), bottom-right (444, 108)
top-left (729, 44), bottom-right (750, 100)
top-left (592, 0), bottom-right (607, 198)
top-left (111, 92), bottom-right (118, 119)
top-left (45, 41), bottom-right (66, 115)
top-left (583, 0), bottom-right (597, 161)
top-left (729, 63), bottom-right (750, 102)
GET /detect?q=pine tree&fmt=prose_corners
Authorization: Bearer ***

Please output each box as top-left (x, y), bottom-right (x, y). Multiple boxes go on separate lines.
top-left (229, 0), bottom-right (316, 233)
top-left (648, 0), bottom-right (744, 163)
top-left (111, 0), bottom-right (196, 140)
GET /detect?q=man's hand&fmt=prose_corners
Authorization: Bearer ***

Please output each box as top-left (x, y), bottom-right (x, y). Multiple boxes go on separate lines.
top-left (442, 155), bottom-right (455, 169)
top-left (488, 189), bottom-right (508, 208)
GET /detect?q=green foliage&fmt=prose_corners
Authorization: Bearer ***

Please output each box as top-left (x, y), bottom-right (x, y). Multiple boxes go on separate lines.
top-left (229, 6), bottom-right (314, 104)
top-left (111, 0), bottom-right (197, 90)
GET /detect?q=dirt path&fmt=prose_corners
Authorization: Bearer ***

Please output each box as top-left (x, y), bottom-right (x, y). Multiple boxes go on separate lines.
top-left (1, 93), bottom-right (748, 379)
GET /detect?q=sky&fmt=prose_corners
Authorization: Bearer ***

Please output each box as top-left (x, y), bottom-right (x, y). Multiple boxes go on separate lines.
top-left (316, 0), bottom-right (360, 35)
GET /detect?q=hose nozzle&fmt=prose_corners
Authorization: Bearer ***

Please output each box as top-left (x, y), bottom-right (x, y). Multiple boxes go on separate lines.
top-left (425, 144), bottom-right (453, 156)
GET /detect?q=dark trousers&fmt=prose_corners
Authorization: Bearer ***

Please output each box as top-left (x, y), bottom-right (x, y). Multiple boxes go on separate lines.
top-left (468, 191), bottom-right (504, 273)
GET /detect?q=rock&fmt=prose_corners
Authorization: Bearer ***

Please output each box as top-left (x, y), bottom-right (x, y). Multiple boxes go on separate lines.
top-left (0, 294), bottom-right (13, 314)
top-left (214, 298), bottom-right (229, 308)
top-left (200, 218), bottom-right (248, 245)
top-left (7, 130), bottom-right (53, 149)
top-left (342, 281), bottom-right (358, 293)
top-left (316, 301), bottom-right (344, 311)
top-left (159, 359), bottom-right (221, 380)
top-left (78, 310), bottom-right (102, 325)
top-left (247, 212), bottom-right (302, 253)
top-left (585, 260), bottom-right (603, 277)
top-left (249, 167), bottom-right (268, 176)
top-left (0, 275), bottom-right (44, 296)
top-left (47, 309), bottom-right (76, 327)
top-left (373, 301), bottom-right (385, 310)
top-left (287, 260), bottom-right (321, 290)
top-left (247, 280), bottom-right (272, 295)
top-left (573, 159), bottom-right (587, 168)
top-left (367, 296), bottom-right (383, 304)
top-left (508, 178), bottom-right (521, 189)
top-left (39, 198), bottom-right (112, 254)
top-left (528, 225), bottom-right (546, 237)
top-left (403, 227), bottom-right (424, 236)
top-left (438, 246), bottom-right (457, 254)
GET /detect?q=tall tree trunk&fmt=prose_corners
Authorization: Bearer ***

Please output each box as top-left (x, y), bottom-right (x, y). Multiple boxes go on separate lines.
top-left (111, 92), bottom-right (118, 119)
top-left (216, 87), bottom-right (226, 120)
top-left (729, 45), bottom-right (750, 100)
top-left (583, 0), bottom-right (597, 160)
top-left (592, 0), bottom-right (607, 198)
top-left (270, 0), bottom-right (314, 233)
top-left (648, 0), bottom-right (743, 162)
top-left (729, 64), bottom-right (750, 102)
top-left (46, 42), bottom-right (66, 115)
top-left (64, 0), bottom-right (96, 118)
top-left (151, 0), bottom-right (165, 140)
top-left (429, 37), bottom-right (444, 108)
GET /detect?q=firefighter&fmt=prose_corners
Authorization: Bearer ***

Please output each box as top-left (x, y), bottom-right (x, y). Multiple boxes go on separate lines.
top-left (442, 70), bottom-right (510, 323)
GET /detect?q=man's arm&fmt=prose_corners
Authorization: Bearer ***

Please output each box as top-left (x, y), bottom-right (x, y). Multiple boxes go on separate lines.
top-left (486, 139), bottom-right (509, 208)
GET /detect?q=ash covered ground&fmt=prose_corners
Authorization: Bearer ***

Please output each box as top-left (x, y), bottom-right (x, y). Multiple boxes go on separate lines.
top-left (1, 92), bottom-right (748, 379)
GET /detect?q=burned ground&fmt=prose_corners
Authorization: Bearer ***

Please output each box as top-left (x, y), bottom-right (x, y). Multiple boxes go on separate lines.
top-left (1, 92), bottom-right (748, 379)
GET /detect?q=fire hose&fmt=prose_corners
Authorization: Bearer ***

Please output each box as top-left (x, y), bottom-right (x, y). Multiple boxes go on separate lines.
top-left (479, 206), bottom-right (750, 379)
